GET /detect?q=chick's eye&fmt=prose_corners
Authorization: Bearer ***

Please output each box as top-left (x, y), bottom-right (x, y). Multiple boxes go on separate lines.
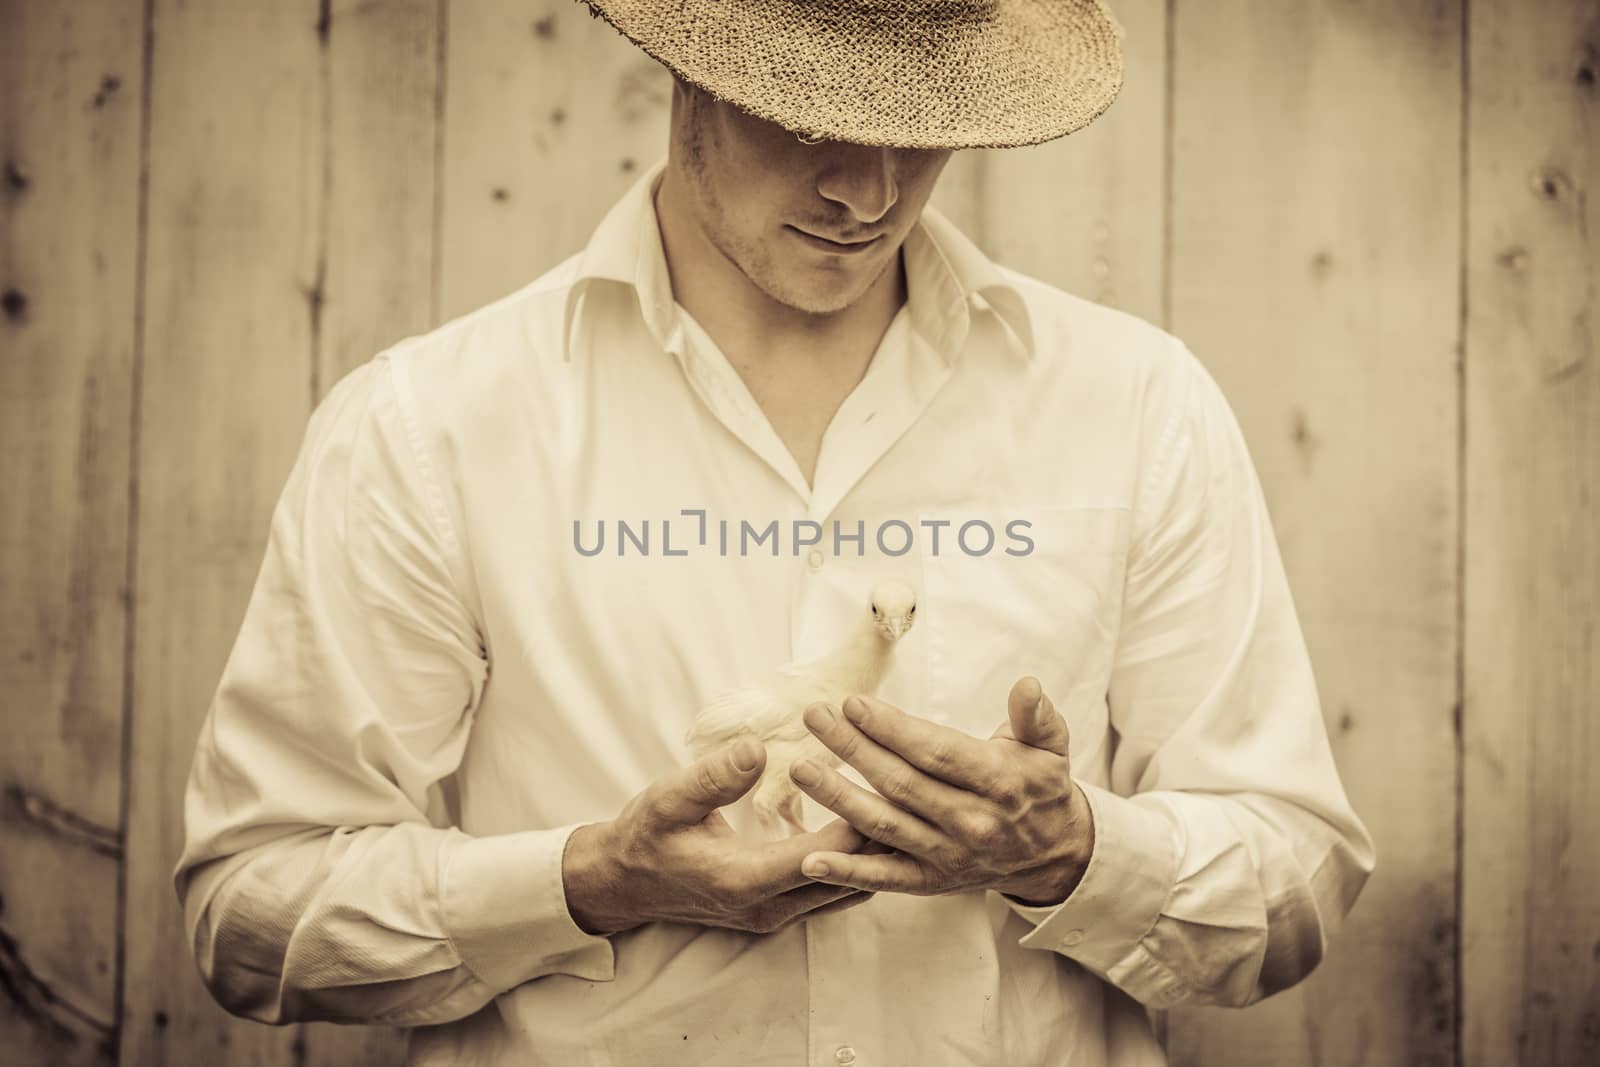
top-left (909, 606), bottom-right (916, 616)
top-left (872, 605), bottom-right (880, 616)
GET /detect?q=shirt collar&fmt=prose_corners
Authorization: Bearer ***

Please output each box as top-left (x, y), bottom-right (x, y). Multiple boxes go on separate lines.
top-left (560, 156), bottom-right (1036, 366)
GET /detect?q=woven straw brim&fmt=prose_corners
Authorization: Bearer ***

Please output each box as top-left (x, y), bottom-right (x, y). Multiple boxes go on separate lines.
top-left (574, 0), bottom-right (1126, 150)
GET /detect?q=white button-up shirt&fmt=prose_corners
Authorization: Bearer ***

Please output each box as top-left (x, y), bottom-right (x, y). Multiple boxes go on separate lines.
top-left (176, 155), bottom-right (1375, 1066)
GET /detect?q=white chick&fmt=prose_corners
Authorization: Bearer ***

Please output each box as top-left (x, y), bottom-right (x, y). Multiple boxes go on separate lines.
top-left (684, 580), bottom-right (919, 838)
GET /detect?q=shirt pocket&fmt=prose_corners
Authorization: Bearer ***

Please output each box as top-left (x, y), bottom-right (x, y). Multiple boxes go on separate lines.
top-left (915, 505), bottom-right (1130, 770)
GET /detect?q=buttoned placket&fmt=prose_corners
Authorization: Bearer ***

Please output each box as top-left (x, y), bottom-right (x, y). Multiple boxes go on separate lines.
top-left (663, 300), bottom-right (966, 1067)
top-left (671, 304), bottom-right (956, 522)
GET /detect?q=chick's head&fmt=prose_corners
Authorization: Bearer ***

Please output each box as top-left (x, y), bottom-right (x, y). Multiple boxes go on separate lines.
top-left (868, 580), bottom-right (918, 641)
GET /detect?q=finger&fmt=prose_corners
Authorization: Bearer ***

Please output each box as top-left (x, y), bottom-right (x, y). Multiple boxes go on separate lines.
top-left (738, 816), bottom-right (873, 894)
top-left (833, 695), bottom-right (1007, 795)
top-left (807, 819), bottom-right (898, 856)
top-left (649, 738), bottom-right (765, 827)
top-left (802, 701), bottom-right (971, 831)
top-left (813, 817), bottom-right (908, 857)
top-left (1005, 677), bottom-right (1070, 756)
top-left (799, 850), bottom-right (941, 895)
top-left (789, 758), bottom-right (949, 860)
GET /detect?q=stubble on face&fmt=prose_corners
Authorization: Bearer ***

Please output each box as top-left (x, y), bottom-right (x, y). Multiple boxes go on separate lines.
top-left (669, 83), bottom-right (946, 320)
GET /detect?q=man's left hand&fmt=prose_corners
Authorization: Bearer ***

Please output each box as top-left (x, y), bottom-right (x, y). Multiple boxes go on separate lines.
top-left (790, 675), bottom-right (1095, 907)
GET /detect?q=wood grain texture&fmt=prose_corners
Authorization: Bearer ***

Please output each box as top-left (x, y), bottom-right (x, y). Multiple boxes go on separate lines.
top-left (118, 2), bottom-right (436, 1064)
top-left (1462, 2), bottom-right (1599, 1065)
top-left (980, 0), bottom-right (1167, 324)
top-left (1163, 2), bottom-right (1463, 1065)
top-left (120, 0), bottom-right (319, 1060)
top-left (300, 6), bottom-right (442, 1065)
top-left (0, 1), bottom-right (141, 1064)
top-left (439, 0), bottom-right (674, 320)
top-left (317, 0), bottom-right (441, 392)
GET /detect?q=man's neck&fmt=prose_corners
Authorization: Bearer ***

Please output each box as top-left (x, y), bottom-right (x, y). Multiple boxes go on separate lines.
top-left (651, 170), bottom-right (909, 488)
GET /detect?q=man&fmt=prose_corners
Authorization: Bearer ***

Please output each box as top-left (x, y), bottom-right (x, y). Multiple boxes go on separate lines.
top-left (176, 1), bottom-right (1376, 1063)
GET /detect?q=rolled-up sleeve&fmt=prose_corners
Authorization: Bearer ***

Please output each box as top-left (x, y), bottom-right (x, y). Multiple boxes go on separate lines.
top-left (1002, 336), bottom-right (1376, 1009)
top-left (174, 350), bottom-right (615, 1027)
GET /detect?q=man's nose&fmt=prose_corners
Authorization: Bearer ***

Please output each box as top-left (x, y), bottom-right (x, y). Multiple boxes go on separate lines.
top-left (816, 146), bottom-right (899, 225)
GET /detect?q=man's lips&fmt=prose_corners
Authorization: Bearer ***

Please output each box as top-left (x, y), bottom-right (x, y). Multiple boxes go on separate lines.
top-left (789, 226), bottom-right (884, 253)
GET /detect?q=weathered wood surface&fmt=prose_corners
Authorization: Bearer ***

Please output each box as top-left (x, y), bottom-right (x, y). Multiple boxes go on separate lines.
top-left (440, 0), bottom-right (676, 320)
top-left (118, 2), bottom-right (434, 1064)
top-left (1162, 2), bottom-right (1464, 1065)
top-left (1462, 2), bottom-right (1599, 1065)
top-left (982, 0), bottom-right (1168, 326)
top-left (0, 1), bottom-right (141, 1064)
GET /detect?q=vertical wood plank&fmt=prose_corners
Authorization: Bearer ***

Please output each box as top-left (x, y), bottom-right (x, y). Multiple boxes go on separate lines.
top-left (979, 0), bottom-right (1168, 324)
top-left (0, 2), bottom-right (142, 1065)
top-left (120, 1), bottom-right (319, 1061)
top-left (1164, 3), bottom-right (1462, 1065)
top-left (316, 0), bottom-right (441, 390)
top-left (301, 3), bottom-right (441, 1064)
top-left (440, 0), bottom-right (673, 321)
top-left (121, 3), bottom-right (436, 1064)
top-left (1463, 2), bottom-right (1599, 1064)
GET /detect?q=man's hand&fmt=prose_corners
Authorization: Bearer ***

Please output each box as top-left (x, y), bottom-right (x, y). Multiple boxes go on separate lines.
top-left (562, 736), bottom-right (886, 937)
top-left (787, 676), bottom-right (1095, 906)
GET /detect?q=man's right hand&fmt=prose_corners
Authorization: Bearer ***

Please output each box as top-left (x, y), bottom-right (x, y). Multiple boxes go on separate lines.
top-left (561, 736), bottom-right (885, 937)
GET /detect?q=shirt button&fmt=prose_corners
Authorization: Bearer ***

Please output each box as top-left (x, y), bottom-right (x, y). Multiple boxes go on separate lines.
top-left (1059, 928), bottom-right (1085, 948)
top-left (834, 1047), bottom-right (856, 1066)
top-left (807, 549), bottom-right (825, 570)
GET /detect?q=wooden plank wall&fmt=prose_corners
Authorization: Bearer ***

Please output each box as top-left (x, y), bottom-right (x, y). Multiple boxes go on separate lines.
top-left (1, 1), bottom-right (1593, 1064)
top-left (1, 2), bottom-right (140, 1064)
top-left (1462, 3), bottom-right (1598, 1065)
top-left (1162, 2), bottom-right (1466, 1064)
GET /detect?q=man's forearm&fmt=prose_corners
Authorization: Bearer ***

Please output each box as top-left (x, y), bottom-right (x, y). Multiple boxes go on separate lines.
top-left (181, 821), bottom-right (618, 1025)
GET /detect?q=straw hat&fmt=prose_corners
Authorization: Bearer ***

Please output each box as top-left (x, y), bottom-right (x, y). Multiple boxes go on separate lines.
top-left (572, 0), bottom-right (1126, 150)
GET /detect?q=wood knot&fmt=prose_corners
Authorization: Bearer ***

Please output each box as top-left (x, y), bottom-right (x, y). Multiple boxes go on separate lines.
top-left (1, 288), bottom-right (27, 322)
top-left (1496, 245), bottom-right (1530, 271)
top-left (91, 73), bottom-right (121, 109)
top-left (1290, 405), bottom-right (1320, 472)
top-left (1530, 165), bottom-right (1574, 202)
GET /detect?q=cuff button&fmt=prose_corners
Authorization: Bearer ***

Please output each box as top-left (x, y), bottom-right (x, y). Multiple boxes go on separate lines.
top-left (1059, 928), bottom-right (1085, 948)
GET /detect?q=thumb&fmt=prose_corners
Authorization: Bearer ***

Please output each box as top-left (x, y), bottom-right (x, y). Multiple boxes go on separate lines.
top-left (1002, 676), bottom-right (1071, 757)
top-left (653, 737), bottom-right (766, 827)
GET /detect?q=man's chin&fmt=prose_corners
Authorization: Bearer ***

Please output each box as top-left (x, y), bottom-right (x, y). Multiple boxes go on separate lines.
top-left (763, 275), bottom-right (877, 318)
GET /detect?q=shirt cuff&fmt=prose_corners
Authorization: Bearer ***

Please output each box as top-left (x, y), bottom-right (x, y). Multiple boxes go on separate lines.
top-left (1002, 781), bottom-right (1182, 987)
top-left (438, 823), bottom-right (617, 994)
